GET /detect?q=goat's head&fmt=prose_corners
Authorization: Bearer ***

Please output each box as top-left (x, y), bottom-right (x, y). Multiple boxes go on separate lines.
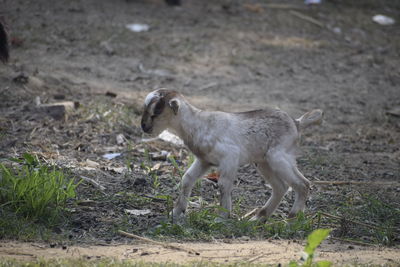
top-left (141, 89), bottom-right (180, 135)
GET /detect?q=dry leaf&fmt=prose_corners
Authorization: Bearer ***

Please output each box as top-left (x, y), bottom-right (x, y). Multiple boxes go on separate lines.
top-left (204, 172), bottom-right (220, 182)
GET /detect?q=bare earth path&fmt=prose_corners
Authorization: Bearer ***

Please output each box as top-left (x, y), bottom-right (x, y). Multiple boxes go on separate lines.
top-left (1, 240), bottom-right (400, 265)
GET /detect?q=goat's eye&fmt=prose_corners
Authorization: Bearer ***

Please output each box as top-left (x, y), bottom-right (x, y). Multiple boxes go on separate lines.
top-left (153, 101), bottom-right (165, 116)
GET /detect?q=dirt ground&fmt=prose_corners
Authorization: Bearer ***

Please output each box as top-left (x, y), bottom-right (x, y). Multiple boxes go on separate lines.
top-left (1, 240), bottom-right (400, 265)
top-left (1, 0), bottom-right (400, 265)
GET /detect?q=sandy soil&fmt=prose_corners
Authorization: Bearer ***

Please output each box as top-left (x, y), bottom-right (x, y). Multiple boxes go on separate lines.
top-left (1, 240), bottom-right (400, 265)
top-left (1, 0), bottom-right (400, 265)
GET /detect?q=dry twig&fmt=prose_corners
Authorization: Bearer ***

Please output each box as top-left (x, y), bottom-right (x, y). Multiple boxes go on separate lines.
top-left (330, 237), bottom-right (375, 247)
top-left (247, 253), bottom-right (269, 263)
top-left (314, 180), bottom-right (400, 186)
top-left (80, 176), bottom-right (106, 192)
top-left (289, 10), bottom-right (324, 28)
top-left (118, 230), bottom-right (200, 255)
top-left (263, 4), bottom-right (305, 10)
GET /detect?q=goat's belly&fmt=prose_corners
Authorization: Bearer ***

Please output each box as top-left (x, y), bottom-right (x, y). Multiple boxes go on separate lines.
top-left (245, 151), bottom-right (267, 164)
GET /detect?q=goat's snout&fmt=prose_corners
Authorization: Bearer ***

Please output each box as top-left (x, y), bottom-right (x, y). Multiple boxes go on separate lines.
top-left (141, 121), bottom-right (152, 133)
top-left (141, 116), bottom-right (153, 133)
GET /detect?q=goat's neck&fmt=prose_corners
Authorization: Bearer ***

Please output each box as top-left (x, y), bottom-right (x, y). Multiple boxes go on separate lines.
top-left (169, 102), bottom-right (208, 144)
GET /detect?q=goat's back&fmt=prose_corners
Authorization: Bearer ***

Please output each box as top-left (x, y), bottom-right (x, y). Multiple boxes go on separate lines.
top-left (232, 108), bottom-right (298, 155)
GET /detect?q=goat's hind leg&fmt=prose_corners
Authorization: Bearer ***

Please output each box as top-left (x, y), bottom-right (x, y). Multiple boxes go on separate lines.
top-left (288, 166), bottom-right (311, 218)
top-left (173, 158), bottom-right (210, 220)
top-left (250, 162), bottom-right (289, 222)
top-left (217, 163), bottom-right (238, 218)
top-left (266, 151), bottom-right (310, 218)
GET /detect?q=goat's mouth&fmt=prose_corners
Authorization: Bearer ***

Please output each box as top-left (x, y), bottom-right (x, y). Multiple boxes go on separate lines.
top-left (142, 126), bottom-right (153, 134)
top-left (141, 120), bottom-right (153, 133)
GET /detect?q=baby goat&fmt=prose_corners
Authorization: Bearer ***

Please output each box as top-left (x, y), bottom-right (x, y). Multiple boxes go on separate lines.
top-left (141, 89), bottom-right (323, 221)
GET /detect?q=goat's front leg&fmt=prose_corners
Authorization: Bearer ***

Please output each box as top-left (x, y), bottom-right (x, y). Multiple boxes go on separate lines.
top-left (173, 158), bottom-right (210, 220)
top-left (217, 157), bottom-right (239, 218)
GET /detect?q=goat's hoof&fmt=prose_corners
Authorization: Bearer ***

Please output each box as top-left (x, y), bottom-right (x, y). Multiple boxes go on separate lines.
top-left (173, 216), bottom-right (185, 225)
top-left (214, 216), bottom-right (230, 223)
top-left (170, 209), bottom-right (185, 224)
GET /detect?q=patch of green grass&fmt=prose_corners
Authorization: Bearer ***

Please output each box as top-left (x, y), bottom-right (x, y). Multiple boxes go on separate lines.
top-left (337, 194), bottom-right (400, 246)
top-left (151, 206), bottom-right (315, 241)
top-left (0, 153), bottom-right (81, 240)
top-left (168, 155), bottom-right (185, 178)
top-left (263, 212), bottom-right (314, 240)
top-left (0, 153), bottom-right (80, 220)
top-left (140, 160), bottom-right (160, 190)
top-left (0, 210), bottom-right (55, 241)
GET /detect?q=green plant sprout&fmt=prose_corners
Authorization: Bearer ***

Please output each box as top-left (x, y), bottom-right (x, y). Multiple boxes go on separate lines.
top-left (290, 228), bottom-right (332, 267)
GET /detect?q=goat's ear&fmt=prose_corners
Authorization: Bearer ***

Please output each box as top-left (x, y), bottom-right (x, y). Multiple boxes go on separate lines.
top-left (169, 99), bottom-right (179, 115)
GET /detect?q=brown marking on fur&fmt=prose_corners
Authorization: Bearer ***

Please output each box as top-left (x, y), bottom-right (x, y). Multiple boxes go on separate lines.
top-left (144, 89), bottom-right (180, 113)
top-left (157, 89), bottom-right (180, 104)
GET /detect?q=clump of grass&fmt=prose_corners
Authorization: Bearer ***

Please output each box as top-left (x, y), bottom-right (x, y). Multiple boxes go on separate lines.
top-left (0, 211), bottom-right (55, 241)
top-left (153, 206), bottom-right (253, 240)
top-left (0, 153), bottom-right (79, 220)
top-left (337, 193), bottom-right (400, 246)
top-left (263, 212), bottom-right (314, 240)
top-left (360, 195), bottom-right (400, 245)
top-left (0, 153), bottom-right (81, 239)
top-left (152, 206), bottom-right (315, 241)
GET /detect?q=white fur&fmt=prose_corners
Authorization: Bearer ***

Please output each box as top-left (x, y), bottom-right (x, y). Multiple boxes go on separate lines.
top-left (144, 91), bottom-right (159, 107)
top-left (141, 90), bottom-right (322, 221)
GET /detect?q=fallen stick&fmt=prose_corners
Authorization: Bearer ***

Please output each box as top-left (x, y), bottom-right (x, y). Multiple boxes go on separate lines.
top-left (314, 180), bottom-right (400, 186)
top-left (247, 253), bottom-right (269, 263)
top-left (263, 4), bottom-right (305, 10)
top-left (80, 176), bottom-right (106, 192)
top-left (330, 237), bottom-right (375, 247)
top-left (243, 3), bottom-right (305, 13)
top-left (117, 230), bottom-right (200, 255)
top-left (0, 251), bottom-right (36, 257)
top-left (242, 208), bottom-right (258, 219)
top-left (289, 10), bottom-right (324, 28)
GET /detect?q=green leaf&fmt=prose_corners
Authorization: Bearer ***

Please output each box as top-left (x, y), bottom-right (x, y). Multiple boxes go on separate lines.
top-left (304, 229), bottom-right (331, 255)
top-left (22, 153), bottom-right (38, 167)
top-left (316, 260), bottom-right (333, 267)
top-left (289, 261), bottom-right (300, 267)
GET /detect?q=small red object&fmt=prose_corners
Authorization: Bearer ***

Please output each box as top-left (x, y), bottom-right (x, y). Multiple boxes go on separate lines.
top-left (204, 172), bottom-right (220, 182)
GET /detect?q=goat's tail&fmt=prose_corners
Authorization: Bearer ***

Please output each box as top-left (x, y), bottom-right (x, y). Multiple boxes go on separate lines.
top-left (295, 109), bottom-right (323, 130)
